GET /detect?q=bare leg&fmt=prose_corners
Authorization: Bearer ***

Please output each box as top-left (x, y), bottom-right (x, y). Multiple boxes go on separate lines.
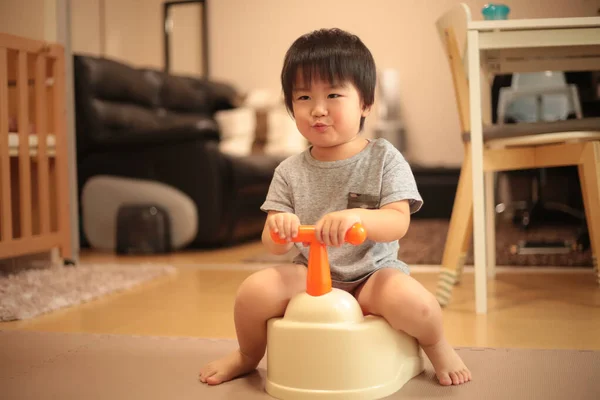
top-left (199, 263), bottom-right (307, 385)
top-left (355, 268), bottom-right (471, 386)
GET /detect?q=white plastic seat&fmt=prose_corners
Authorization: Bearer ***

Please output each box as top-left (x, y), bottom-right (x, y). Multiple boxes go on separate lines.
top-left (499, 71), bottom-right (583, 123)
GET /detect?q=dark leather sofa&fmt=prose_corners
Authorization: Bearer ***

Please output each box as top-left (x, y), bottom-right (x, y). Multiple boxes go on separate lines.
top-left (73, 54), bottom-right (282, 248)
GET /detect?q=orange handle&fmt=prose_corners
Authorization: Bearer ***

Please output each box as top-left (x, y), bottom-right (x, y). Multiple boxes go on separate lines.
top-left (270, 223), bottom-right (366, 297)
top-left (270, 223), bottom-right (366, 245)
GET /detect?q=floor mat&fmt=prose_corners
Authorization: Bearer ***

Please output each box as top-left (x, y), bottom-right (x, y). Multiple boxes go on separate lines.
top-left (246, 219), bottom-right (593, 267)
top-left (0, 263), bottom-right (177, 321)
top-left (0, 330), bottom-right (597, 399)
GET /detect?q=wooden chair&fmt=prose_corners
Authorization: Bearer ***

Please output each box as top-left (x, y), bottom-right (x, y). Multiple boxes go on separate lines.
top-left (434, 3), bottom-right (600, 307)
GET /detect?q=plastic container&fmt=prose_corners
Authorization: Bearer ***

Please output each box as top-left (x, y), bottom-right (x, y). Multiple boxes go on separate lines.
top-left (482, 3), bottom-right (510, 20)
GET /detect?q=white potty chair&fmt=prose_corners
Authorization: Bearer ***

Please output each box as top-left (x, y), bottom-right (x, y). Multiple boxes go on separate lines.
top-left (266, 224), bottom-right (424, 400)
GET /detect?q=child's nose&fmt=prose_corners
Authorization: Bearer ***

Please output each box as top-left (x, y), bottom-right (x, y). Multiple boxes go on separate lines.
top-left (311, 103), bottom-right (327, 117)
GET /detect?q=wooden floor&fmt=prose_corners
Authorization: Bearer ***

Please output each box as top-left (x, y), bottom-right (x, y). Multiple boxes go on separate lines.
top-left (2, 241), bottom-right (600, 351)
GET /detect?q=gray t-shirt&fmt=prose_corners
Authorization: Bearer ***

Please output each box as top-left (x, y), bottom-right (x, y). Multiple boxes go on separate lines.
top-left (260, 138), bottom-right (423, 282)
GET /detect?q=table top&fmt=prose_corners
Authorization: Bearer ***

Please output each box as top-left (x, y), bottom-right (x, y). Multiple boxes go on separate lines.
top-left (469, 16), bottom-right (600, 32)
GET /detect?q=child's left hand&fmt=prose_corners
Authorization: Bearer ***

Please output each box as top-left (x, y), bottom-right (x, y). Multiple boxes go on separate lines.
top-left (315, 210), bottom-right (362, 247)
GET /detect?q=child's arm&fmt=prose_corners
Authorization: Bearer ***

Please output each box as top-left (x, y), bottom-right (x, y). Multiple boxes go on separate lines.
top-left (314, 200), bottom-right (411, 246)
top-left (354, 200), bottom-right (411, 242)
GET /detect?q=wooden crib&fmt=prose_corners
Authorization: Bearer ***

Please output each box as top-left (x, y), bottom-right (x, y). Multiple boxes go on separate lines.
top-left (0, 33), bottom-right (72, 263)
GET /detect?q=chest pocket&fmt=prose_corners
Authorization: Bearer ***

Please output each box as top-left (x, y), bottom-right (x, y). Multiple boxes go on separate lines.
top-left (347, 192), bottom-right (380, 209)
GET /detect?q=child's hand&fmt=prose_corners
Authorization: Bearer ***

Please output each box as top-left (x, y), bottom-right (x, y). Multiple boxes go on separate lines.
top-left (315, 210), bottom-right (362, 247)
top-left (266, 212), bottom-right (301, 243)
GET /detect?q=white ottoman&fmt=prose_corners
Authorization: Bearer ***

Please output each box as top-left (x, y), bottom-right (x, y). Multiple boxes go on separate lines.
top-left (81, 175), bottom-right (197, 251)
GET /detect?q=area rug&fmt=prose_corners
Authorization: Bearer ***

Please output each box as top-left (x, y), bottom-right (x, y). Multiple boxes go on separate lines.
top-left (0, 330), bottom-right (598, 399)
top-left (0, 263), bottom-right (177, 321)
top-left (246, 219), bottom-right (593, 267)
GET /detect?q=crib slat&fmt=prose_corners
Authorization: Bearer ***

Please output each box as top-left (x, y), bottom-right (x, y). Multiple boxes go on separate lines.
top-left (52, 52), bottom-right (72, 260)
top-left (0, 48), bottom-right (12, 242)
top-left (17, 50), bottom-right (32, 238)
top-left (35, 53), bottom-right (50, 235)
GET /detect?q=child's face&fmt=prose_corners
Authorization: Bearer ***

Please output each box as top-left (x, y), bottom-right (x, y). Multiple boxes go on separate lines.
top-left (291, 73), bottom-right (370, 150)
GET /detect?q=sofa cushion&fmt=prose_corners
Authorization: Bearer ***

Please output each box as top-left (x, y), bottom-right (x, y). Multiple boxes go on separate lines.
top-left (89, 99), bottom-right (219, 146)
top-left (80, 57), bottom-right (160, 108)
top-left (92, 99), bottom-right (163, 131)
top-left (203, 80), bottom-right (243, 112)
top-left (163, 111), bottom-right (218, 131)
top-left (160, 74), bottom-right (241, 114)
top-left (160, 75), bottom-right (213, 113)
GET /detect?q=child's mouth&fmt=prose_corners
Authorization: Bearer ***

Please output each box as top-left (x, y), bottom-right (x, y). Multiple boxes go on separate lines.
top-left (312, 124), bottom-right (329, 133)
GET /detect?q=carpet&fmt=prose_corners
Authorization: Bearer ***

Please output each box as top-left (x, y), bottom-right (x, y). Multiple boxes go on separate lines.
top-left (246, 219), bottom-right (593, 267)
top-left (0, 330), bottom-right (598, 399)
top-left (0, 263), bottom-right (177, 321)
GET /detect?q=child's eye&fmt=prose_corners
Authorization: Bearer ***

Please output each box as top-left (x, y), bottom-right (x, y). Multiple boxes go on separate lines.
top-left (328, 93), bottom-right (341, 99)
top-left (297, 95), bottom-right (309, 100)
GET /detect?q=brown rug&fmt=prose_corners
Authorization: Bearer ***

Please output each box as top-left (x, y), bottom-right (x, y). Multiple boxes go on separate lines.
top-left (0, 330), bottom-right (598, 399)
top-left (246, 219), bottom-right (593, 267)
top-left (0, 263), bottom-right (177, 321)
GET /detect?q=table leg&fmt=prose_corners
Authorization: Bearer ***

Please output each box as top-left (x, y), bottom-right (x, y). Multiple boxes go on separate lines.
top-left (467, 30), bottom-right (488, 314)
top-left (485, 171), bottom-right (496, 279)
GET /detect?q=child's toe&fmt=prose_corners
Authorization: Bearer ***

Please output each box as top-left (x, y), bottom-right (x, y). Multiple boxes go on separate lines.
top-left (449, 372), bottom-right (461, 385)
top-left (437, 372), bottom-right (452, 386)
top-left (199, 365), bottom-right (217, 383)
top-left (206, 373), bottom-right (226, 385)
top-left (462, 369), bottom-right (471, 382)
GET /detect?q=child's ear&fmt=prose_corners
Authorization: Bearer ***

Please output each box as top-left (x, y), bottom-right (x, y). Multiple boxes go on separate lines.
top-left (361, 105), bottom-right (372, 117)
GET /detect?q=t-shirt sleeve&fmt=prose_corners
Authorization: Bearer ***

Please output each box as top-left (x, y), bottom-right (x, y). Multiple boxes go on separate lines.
top-left (380, 149), bottom-right (423, 214)
top-left (260, 167), bottom-right (295, 214)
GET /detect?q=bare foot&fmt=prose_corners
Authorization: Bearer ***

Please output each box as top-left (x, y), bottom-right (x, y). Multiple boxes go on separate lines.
top-left (421, 338), bottom-right (471, 386)
top-left (199, 349), bottom-right (260, 385)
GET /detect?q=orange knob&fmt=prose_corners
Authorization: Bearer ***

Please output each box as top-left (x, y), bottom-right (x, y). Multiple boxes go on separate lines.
top-left (345, 223), bottom-right (367, 245)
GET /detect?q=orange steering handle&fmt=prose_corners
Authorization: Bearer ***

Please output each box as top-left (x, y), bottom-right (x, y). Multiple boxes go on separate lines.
top-left (270, 223), bottom-right (367, 246)
top-left (270, 223), bottom-right (367, 297)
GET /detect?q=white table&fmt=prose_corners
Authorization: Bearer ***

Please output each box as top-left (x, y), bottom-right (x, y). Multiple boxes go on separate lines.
top-left (467, 16), bottom-right (600, 314)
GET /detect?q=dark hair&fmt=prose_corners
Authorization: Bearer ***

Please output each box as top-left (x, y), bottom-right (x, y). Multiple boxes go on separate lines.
top-left (281, 28), bottom-right (376, 131)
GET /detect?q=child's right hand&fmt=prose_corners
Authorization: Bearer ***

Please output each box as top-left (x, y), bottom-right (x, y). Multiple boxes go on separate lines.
top-left (266, 212), bottom-right (301, 243)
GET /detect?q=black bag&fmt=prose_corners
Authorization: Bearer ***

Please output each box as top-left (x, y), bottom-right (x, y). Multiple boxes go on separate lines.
top-left (116, 204), bottom-right (172, 254)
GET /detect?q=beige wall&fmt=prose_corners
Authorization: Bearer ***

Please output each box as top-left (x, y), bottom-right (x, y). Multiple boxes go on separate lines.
top-left (71, 0), bottom-right (103, 55)
top-left (0, 0), bottom-right (46, 40)
top-left (70, 0), bottom-right (599, 167)
top-left (169, 2), bottom-right (204, 76)
top-left (208, 0), bottom-right (598, 167)
top-left (103, 0), bottom-right (164, 69)
top-left (71, 0), bottom-right (203, 75)
top-left (71, 0), bottom-right (163, 67)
